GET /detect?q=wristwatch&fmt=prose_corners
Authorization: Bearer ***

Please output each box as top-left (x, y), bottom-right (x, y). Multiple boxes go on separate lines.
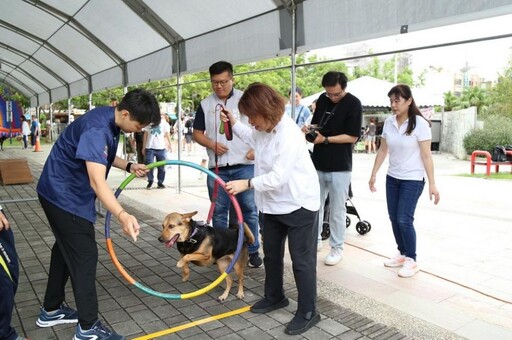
top-left (125, 162), bottom-right (133, 173)
top-left (323, 137), bottom-right (329, 145)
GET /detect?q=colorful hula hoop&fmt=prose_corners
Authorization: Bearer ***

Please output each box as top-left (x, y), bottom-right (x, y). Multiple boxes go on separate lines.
top-left (104, 160), bottom-right (245, 299)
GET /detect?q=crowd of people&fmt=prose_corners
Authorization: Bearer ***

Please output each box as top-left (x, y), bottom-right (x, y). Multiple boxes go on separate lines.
top-left (2, 60), bottom-right (440, 339)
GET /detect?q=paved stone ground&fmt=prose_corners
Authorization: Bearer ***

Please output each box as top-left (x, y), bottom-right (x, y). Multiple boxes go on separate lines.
top-left (1, 148), bottom-right (463, 339)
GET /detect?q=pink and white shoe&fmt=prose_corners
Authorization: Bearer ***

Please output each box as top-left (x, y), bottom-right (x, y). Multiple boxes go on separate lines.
top-left (398, 257), bottom-right (419, 278)
top-left (384, 254), bottom-right (406, 268)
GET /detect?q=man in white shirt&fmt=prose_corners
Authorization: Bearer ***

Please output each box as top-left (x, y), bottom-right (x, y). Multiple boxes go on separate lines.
top-left (192, 61), bottom-right (262, 268)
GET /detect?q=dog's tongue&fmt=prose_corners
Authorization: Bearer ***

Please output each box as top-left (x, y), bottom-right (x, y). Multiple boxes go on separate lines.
top-left (165, 234), bottom-right (180, 248)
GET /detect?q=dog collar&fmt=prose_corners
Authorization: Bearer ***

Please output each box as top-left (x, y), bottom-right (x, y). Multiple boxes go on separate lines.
top-left (187, 225), bottom-right (198, 244)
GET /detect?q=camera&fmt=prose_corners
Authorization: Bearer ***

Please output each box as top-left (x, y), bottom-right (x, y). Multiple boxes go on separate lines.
top-left (305, 125), bottom-right (320, 143)
top-left (305, 112), bottom-right (333, 143)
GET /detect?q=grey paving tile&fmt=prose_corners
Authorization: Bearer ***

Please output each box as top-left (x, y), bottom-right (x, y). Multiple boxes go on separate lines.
top-left (3, 151), bottom-right (467, 340)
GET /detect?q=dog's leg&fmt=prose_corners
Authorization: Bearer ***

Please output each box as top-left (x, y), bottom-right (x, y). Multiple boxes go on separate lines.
top-left (180, 253), bottom-right (211, 265)
top-left (233, 260), bottom-right (245, 299)
top-left (234, 249), bottom-right (249, 299)
top-left (180, 262), bottom-right (190, 282)
top-left (216, 258), bottom-right (232, 302)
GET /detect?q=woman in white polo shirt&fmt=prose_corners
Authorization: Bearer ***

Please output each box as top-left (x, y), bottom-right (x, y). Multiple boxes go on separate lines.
top-left (369, 84), bottom-right (440, 278)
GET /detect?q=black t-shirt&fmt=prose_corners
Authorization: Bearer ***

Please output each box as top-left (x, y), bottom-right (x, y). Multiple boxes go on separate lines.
top-left (311, 92), bottom-right (362, 172)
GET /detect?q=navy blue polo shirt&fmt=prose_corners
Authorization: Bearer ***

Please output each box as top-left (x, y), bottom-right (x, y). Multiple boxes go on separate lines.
top-left (37, 107), bottom-right (120, 223)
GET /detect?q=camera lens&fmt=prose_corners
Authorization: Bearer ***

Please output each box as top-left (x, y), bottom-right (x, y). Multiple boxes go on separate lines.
top-left (305, 131), bottom-right (317, 143)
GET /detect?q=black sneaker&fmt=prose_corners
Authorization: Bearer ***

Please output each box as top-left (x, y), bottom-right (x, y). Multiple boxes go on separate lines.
top-left (251, 297), bottom-right (289, 314)
top-left (285, 311), bottom-right (321, 335)
top-left (157, 183), bottom-right (165, 189)
top-left (146, 182), bottom-right (153, 190)
top-left (248, 252), bottom-right (263, 268)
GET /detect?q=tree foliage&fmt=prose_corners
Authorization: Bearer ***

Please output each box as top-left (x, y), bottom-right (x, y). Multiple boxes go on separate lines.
top-left (487, 57), bottom-right (512, 118)
top-left (0, 85), bottom-right (30, 108)
top-left (463, 115), bottom-right (512, 154)
top-left (12, 52), bottom-right (415, 113)
top-left (443, 91), bottom-right (458, 111)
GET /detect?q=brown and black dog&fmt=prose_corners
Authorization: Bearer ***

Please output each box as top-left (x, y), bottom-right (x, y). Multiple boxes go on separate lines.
top-left (158, 211), bottom-right (255, 302)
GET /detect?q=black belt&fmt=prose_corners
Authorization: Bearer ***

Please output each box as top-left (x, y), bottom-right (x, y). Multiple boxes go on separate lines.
top-left (210, 163), bottom-right (247, 170)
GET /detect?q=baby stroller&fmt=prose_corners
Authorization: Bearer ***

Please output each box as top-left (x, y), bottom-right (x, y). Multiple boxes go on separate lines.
top-left (320, 184), bottom-right (371, 239)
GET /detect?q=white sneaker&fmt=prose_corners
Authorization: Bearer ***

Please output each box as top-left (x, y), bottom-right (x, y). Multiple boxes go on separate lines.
top-left (398, 257), bottom-right (419, 278)
top-left (325, 247), bottom-right (342, 265)
top-left (384, 254), bottom-right (406, 268)
top-left (317, 240), bottom-right (323, 252)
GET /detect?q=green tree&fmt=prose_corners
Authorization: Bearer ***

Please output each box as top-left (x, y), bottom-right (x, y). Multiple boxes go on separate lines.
top-left (382, 57), bottom-right (396, 83)
top-left (443, 91), bottom-right (459, 111)
top-left (397, 66), bottom-right (413, 86)
top-left (350, 54), bottom-right (414, 86)
top-left (458, 86), bottom-right (490, 114)
top-left (0, 85), bottom-right (29, 109)
top-left (487, 56), bottom-right (512, 118)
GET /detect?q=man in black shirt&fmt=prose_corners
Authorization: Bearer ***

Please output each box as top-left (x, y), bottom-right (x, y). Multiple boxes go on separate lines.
top-left (306, 71), bottom-right (362, 265)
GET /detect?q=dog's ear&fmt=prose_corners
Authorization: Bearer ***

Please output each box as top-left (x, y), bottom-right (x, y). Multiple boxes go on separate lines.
top-left (182, 211), bottom-right (198, 221)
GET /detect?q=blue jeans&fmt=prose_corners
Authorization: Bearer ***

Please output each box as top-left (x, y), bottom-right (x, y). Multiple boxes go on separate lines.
top-left (317, 171), bottom-right (351, 250)
top-left (207, 164), bottom-right (260, 254)
top-left (386, 175), bottom-right (425, 261)
top-left (145, 148), bottom-right (166, 185)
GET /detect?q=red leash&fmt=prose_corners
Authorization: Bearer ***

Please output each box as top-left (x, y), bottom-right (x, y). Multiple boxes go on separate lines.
top-left (207, 103), bottom-right (230, 223)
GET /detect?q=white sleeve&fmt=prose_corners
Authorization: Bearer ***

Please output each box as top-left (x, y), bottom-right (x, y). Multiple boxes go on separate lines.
top-left (416, 118), bottom-right (432, 141)
top-left (232, 122), bottom-right (255, 149)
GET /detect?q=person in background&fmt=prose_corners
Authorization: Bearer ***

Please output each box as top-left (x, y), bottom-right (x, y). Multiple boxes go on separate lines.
top-left (285, 87), bottom-right (311, 128)
top-left (365, 117), bottom-right (377, 153)
top-left (304, 71), bottom-right (362, 265)
top-left (192, 61), bottom-right (262, 268)
top-left (143, 114), bottom-right (172, 189)
top-left (133, 131), bottom-right (145, 164)
top-left (309, 99), bottom-right (317, 115)
top-left (21, 116), bottom-right (30, 149)
top-left (0, 206), bottom-right (29, 340)
top-left (35, 89), bottom-right (160, 340)
top-left (30, 115), bottom-right (40, 147)
top-left (162, 114), bottom-right (173, 153)
top-left (369, 84), bottom-right (440, 278)
top-left (223, 83), bottom-right (320, 336)
top-left (184, 116), bottom-right (194, 155)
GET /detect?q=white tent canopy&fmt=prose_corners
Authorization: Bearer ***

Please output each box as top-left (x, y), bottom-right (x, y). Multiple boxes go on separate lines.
top-left (1, 0), bottom-right (511, 106)
top-left (301, 76), bottom-right (444, 108)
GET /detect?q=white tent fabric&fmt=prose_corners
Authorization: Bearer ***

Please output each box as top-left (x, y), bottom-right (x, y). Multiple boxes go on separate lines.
top-left (1, 0), bottom-right (511, 106)
top-left (301, 76), bottom-right (444, 108)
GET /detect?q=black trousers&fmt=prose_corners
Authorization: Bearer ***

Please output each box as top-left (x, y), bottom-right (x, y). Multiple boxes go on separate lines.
top-left (39, 195), bottom-right (98, 328)
top-left (260, 207), bottom-right (318, 316)
top-left (0, 223), bottom-right (20, 340)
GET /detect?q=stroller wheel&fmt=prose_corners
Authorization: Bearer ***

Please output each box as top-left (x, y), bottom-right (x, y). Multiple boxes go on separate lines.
top-left (356, 221), bottom-right (371, 235)
top-left (346, 216), bottom-right (351, 228)
top-left (321, 222), bottom-right (330, 240)
top-left (363, 220), bottom-right (372, 232)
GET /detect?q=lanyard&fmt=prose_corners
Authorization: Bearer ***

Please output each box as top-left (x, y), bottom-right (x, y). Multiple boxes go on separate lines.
top-left (318, 101), bottom-right (341, 129)
top-left (0, 250), bottom-right (12, 281)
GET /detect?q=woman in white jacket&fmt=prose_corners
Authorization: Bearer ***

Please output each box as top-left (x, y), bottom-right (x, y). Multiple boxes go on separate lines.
top-left (21, 116), bottom-right (31, 149)
top-left (223, 83), bottom-right (321, 336)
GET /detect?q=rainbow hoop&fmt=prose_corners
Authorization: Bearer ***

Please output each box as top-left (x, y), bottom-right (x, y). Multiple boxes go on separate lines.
top-left (104, 160), bottom-right (245, 299)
